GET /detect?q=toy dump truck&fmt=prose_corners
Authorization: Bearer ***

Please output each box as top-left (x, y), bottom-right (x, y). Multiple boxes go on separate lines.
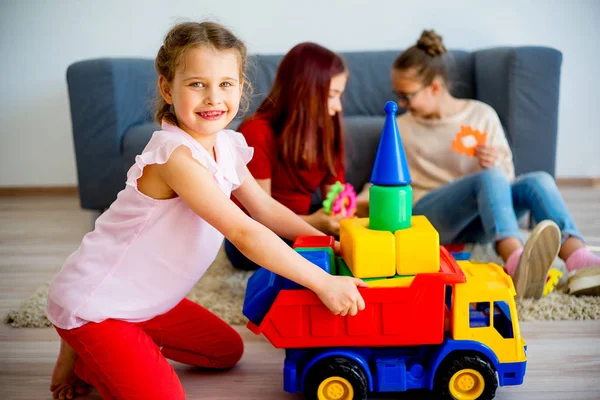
top-left (243, 102), bottom-right (527, 400)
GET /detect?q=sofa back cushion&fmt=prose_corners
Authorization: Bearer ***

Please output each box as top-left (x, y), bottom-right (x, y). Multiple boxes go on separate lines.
top-left (245, 50), bottom-right (475, 118)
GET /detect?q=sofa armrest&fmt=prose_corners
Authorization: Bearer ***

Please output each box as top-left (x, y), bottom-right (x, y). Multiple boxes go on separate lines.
top-left (66, 58), bottom-right (156, 210)
top-left (473, 47), bottom-right (562, 177)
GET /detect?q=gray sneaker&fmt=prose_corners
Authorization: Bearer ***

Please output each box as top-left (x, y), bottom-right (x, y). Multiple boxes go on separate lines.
top-left (512, 220), bottom-right (561, 299)
top-left (568, 265), bottom-right (600, 296)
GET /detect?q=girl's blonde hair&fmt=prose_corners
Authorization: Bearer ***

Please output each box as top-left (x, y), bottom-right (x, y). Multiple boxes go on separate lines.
top-left (154, 21), bottom-right (250, 125)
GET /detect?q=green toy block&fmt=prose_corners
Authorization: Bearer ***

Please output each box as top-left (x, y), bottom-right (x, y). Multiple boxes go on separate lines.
top-left (296, 247), bottom-right (336, 275)
top-left (363, 277), bottom-right (380, 282)
top-left (336, 258), bottom-right (413, 285)
top-left (361, 274), bottom-right (411, 282)
top-left (369, 184), bottom-right (412, 232)
top-left (336, 257), bottom-right (353, 277)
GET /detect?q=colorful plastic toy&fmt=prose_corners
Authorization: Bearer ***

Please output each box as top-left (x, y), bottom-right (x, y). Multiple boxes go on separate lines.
top-left (243, 101), bottom-right (527, 400)
top-left (543, 268), bottom-right (563, 296)
top-left (323, 181), bottom-right (357, 217)
top-left (451, 125), bottom-right (488, 157)
top-left (443, 244), bottom-right (472, 261)
top-left (395, 215), bottom-right (439, 275)
top-left (339, 217), bottom-right (396, 278)
top-left (292, 235), bottom-right (336, 250)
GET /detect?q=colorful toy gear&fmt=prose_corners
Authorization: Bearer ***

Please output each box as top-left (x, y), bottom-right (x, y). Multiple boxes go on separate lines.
top-left (322, 181), bottom-right (357, 218)
top-left (543, 268), bottom-right (563, 296)
top-left (451, 125), bottom-right (488, 157)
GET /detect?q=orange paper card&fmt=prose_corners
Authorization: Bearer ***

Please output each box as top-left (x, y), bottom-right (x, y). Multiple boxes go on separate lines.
top-left (451, 125), bottom-right (488, 157)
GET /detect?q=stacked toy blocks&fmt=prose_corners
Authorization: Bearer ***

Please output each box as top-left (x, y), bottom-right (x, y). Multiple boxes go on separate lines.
top-left (243, 236), bottom-right (337, 325)
top-left (286, 236), bottom-right (336, 289)
top-left (242, 101), bottom-right (446, 326)
top-left (339, 218), bottom-right (395, 278)
top-left (340, 101), bottom-right (440, 283)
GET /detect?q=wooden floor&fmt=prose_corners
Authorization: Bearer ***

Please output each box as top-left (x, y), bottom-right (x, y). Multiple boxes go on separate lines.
top-left (1, 190), bottom-right (600, 399)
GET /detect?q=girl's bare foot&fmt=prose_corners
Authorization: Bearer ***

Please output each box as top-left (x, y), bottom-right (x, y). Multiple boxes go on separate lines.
top-left (50, 339), bottom-right (90, 399)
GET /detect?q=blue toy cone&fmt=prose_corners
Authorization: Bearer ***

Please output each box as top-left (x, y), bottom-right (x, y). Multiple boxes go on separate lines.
top-left (370, 101), bottom-right (412, 186)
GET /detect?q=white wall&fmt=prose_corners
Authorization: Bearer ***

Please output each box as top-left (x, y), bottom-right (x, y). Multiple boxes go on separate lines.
top-left (1, 0), bottom-right (599, 186)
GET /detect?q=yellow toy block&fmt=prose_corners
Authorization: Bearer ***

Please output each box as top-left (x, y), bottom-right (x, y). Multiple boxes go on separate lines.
top-left (340, 218), bottom-right (396, 278)
top-left (395, 215), bottom-right (440, 275)
top-left (364, 275), bottom-right (415, 288)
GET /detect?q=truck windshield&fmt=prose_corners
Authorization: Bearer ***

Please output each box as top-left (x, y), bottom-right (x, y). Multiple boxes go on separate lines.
top-left (493, 301), bottom-right (513, 339)
top-left (469, 301), bottom-right (514, 339)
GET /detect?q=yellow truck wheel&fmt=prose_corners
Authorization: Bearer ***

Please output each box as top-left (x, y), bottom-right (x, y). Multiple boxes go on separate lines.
top-left (317, 376), bottom-right (354, 400)
top-left (304, 357), bottom-right (368, 400)
top-left (434, 354), bottom-right (497, 400)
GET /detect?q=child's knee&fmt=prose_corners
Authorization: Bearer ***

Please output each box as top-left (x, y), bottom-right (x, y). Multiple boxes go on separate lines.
top-left (480, 166), bottom-right (507, 184)
top-left (214, 331), bottom-right (244, 369)
top-left (518, 171), bottom-right (555, 189)
top-left (148, 377), bottom-right (186, 400)
top-left (474, 167), bottom-right (509, 193)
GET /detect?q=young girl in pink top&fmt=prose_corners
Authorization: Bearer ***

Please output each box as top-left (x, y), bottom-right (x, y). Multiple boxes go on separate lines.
top-left (47, 21), bottom-right (366, 400)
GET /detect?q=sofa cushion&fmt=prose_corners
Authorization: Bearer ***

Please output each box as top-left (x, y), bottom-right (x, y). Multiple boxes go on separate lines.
top-left (122, 122), bottom-right (158, 174)
top-left (473, 47), bottom-right (562, 176)
top-left (340, 50), bottom-right (475, 117)
top-left (122, 116), bottom-right (386, 194)
top-left (343, 116), bottom-right (386, 191)
top-left (245, 50), bottom-right (475, 119)
top-left (245, 54), bottom-right (284, 115)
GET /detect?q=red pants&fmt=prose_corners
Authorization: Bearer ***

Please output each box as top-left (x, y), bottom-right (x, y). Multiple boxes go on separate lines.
top-left (55, 299), bottom-right (243, 400)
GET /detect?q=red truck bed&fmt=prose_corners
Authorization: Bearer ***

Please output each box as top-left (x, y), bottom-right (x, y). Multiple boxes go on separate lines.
top-left (247, 247), bottom-right (466, 349)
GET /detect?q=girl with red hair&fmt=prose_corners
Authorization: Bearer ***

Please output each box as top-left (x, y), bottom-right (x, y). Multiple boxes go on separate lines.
top-left (227, 42), bottom-right (366, 271)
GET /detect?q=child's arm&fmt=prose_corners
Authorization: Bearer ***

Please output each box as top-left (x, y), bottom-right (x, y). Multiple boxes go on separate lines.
top-left (156, 147), bottom-right (366, 316)
top-left (254, 177), bottom-right (271, 196)
top-left (249, 176), bottom-right (345, 237)
top-left (234, 171), bottom-right (325, 240)
top-left (476, 109), bottom-right (515, 179)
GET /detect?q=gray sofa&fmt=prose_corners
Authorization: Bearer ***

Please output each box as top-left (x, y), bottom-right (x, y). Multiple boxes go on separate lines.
top-left (66, 47), bottom-right (562, 212)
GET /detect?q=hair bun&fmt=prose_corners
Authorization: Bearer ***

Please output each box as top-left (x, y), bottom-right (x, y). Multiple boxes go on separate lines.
top-left (417, 30), bottom-right (447, 56)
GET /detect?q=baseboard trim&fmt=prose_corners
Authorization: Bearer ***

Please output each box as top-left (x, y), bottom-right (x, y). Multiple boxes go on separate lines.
top-left (0, 177), bottom-right (597, 197)
top-left (0, 186), bottom-right (78, 196)
top-left (556, 177), bottom-right (600, 188)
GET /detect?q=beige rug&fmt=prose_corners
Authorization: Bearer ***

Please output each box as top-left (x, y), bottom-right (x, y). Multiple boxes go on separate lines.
top-left (4, 244), bottom-right (600, 328)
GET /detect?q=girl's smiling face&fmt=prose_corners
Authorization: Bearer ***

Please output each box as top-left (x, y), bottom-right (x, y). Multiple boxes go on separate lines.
top-left (391, 68), bottom-right (441, 119)
top-left (159, 46), bottom-right (243, 139)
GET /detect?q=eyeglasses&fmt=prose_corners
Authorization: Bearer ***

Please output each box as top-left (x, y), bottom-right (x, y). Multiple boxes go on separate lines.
top-left (394, 84), bottom-right (429, 106)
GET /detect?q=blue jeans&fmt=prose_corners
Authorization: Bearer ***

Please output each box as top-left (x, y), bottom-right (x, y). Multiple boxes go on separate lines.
top-left (413, 168), bottom-right (582, 245)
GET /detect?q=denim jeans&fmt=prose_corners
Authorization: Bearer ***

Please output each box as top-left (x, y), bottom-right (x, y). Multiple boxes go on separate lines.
top-left (413, 168), bottom-right (582, 245)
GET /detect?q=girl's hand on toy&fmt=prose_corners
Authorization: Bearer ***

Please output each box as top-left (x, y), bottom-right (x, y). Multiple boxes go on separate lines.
top-left (334, 240), bottom-right (341, 254)
top-left (315, 275), bottom-right (368, 316)
top-left (310, 208), bottom-right (346, 236)
top-left (475, 144), bottom-right (499, 169)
